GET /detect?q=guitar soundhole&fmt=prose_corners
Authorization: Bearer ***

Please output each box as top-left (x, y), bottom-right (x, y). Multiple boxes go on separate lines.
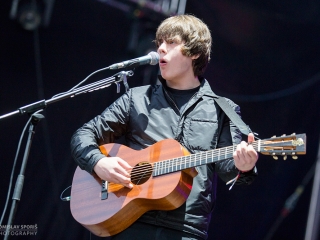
top-left (131, 161), bottom-right (153, 185)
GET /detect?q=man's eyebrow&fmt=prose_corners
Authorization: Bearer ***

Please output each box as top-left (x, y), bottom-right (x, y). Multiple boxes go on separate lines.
top-left (167, 35), bottom-right (181, 41)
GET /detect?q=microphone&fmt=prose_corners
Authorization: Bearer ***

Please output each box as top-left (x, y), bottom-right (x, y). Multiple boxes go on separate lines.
top-left (107, 52), bottom-right (159, 70)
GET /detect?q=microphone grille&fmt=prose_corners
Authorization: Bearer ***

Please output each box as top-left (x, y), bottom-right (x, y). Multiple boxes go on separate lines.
top-left (148, 52), bottom-right (160, 65)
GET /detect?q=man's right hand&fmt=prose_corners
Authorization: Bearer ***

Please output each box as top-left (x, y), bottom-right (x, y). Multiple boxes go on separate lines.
top-left (93, 157), bottom-right (133, 189)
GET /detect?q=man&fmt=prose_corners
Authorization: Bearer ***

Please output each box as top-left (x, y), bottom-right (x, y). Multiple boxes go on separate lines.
top-left (71, 14), bottom-right (258, 240)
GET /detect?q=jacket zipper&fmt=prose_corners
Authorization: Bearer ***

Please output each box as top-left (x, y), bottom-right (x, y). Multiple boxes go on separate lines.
top-left (163, 89), bottom-right (180, 113)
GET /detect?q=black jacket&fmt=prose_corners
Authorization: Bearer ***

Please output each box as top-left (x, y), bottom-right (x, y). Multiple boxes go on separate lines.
top-left (70, 78), bottom-right (257, 239)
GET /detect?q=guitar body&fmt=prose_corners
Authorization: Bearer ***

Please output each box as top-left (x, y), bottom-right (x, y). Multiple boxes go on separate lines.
top-left (70, 139), bottom-right (196, 237)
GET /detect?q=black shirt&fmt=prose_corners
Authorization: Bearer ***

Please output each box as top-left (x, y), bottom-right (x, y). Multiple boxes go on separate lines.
top-left (165, 85), bottom-right (200, 112)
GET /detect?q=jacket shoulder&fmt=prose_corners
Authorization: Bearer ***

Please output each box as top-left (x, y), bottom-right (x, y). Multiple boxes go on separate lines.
top-left (128, 84), bottom-right (162, 100)
top-left (130, 84), bottom-right (160, 93)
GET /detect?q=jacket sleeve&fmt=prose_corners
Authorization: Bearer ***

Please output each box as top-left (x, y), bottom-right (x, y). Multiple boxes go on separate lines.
top-left (214, 98), bottom-right (258, 185)
top-left (70, 90), bottom-right (132, 173)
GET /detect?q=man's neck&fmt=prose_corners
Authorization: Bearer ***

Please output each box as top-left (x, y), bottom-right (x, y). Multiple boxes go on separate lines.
top-left (166, 75), bottom-right (200, 90)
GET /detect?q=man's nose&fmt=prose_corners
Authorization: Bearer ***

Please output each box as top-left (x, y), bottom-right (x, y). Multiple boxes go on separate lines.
top-left (158, 42), bottom-right (167, 54)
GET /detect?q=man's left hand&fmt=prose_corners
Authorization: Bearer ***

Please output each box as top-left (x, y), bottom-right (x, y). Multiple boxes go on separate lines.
top-left (233, 133), bottom-right (258, 172)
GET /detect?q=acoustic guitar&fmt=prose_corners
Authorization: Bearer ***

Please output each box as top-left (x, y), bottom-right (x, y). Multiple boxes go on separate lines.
top-left (70, 133), bottom-right (306, 237)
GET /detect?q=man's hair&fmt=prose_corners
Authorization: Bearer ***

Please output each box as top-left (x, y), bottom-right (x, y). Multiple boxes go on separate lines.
top-left (155, 14), bottom-right (212, 77)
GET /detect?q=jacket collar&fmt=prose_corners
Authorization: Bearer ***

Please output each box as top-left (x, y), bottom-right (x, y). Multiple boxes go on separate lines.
top-left (157, 75), bottom-right (219, 99)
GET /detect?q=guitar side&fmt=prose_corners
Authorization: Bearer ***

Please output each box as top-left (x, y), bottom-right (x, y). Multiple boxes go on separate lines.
top-left (70, 139), bottom-right (196, 237)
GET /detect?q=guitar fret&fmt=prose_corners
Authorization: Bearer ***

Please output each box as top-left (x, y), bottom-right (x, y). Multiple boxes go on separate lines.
top-left (165, 160), bottom-right (167, 174)
top-left (212, 149), bottom-right (218, 163)
top-left (175, 158), bottom-right (178, 171)
top-left (167, 160), bottom-right (170, 173)
top-left (171, 158), bottom-right (174, 172)
top-left (224, 148), bottom-right (227, 159)
top-left (174, 157), bottom-right (180, 172)
top-left (165, 161), bottom-right (167, 173)
top-left (156, 161), bottom-right (159, 176)
top-left (192, 154), bottom-right (195, 167)
top-left (220, 148), bottom-right (224, 161)
top-left (154, 162), bottom-right (157, 176)
top-left (191, 155), bottom-right (195, 167)
top-left (205, 151), bottom-right (208, 164)
top-left (164, 159), bottom-right (167, 173)
top-left (161, 161), bottom-right (164, 175)
top-left (213, 149), bottom-right (215, 163)
top-left (172, 158), bottom-right (175, 172)
top-left (165, 160), bottom-right (168, 174)
top-left (170, 158), bottom-right (174, 172)
top-left (195, 153), bottom-right (199, 167)
top-left (197, 153), bottom-right (201, 166)
top-left (164, 160), bottom-right (170, 173)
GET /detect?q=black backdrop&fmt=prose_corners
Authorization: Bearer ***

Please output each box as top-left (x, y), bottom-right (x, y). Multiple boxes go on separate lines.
top-left (1, 0), bottom-right (320, 239)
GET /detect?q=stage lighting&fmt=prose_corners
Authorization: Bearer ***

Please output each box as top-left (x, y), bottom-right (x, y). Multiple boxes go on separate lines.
top-left (18, 2), bottom-right (42, 30)
top-left (9, 0), bottom-right (55, 31)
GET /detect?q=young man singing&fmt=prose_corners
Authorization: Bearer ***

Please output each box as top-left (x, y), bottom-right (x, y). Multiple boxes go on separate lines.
top-left (71, 14), bottom-right (258, 240)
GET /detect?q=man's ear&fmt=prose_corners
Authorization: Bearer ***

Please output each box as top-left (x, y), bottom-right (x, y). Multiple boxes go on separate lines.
top-left (191, 54), bottom-right (200, 60)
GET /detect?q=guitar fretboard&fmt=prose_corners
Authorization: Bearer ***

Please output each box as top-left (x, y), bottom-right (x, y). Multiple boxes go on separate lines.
top-left (153, 144), bottom-right (238, 176)
top-left (149, 134), bottom-right (305, 177)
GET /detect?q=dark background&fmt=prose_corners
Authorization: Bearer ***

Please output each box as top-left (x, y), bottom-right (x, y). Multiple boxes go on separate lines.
top-left (0, 0), bottom-right (319, 239)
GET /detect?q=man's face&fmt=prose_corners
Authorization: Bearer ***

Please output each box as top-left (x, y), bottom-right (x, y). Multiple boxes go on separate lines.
top-left (157, 36), bottom-right (194, 83)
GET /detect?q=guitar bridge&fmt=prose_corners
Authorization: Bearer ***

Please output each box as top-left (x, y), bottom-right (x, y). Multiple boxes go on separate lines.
top-left (101, 180), bottom-right (108, 200)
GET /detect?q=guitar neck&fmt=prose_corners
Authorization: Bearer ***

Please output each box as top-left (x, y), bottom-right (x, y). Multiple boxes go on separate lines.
top-left (152, 134), bottom-right (306, 177)
top-left (153, 144), bottom-right (237, 177)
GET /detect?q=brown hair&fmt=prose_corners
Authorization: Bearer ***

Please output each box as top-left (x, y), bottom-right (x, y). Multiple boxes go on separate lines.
top-left (155, 14), bottom-right (212, 76)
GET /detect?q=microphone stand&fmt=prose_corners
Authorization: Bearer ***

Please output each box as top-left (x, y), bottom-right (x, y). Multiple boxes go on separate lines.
top-left (4, 113), bottom-right (44, 240)
top-left (0, 70), bottom-right (133, 120)
top-left (1, 70), bottom-right (134, 239)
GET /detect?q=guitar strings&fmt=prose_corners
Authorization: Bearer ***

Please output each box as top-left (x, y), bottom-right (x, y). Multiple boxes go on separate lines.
top-left (103, 139), bottom-right (295, 187)
top-left (128, 140), bottom-right (295, 181)
top-left (128, 141), bottom-right (260, 180)
top-left (127, 141), bottom-right (280, 181)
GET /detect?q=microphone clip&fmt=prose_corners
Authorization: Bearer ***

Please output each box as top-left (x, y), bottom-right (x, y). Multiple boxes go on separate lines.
top-left (114, 70), bottom-right (133, 93)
